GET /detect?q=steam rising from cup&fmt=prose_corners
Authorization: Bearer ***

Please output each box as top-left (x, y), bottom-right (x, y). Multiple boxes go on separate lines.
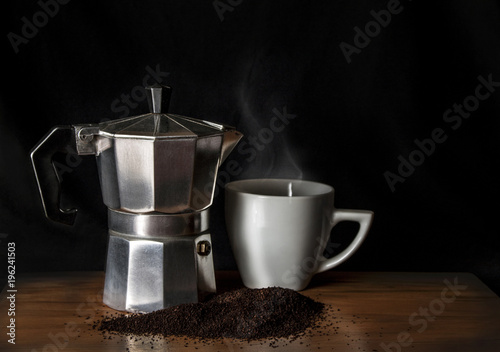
top-left (236, 79), bottom-right (303, 180)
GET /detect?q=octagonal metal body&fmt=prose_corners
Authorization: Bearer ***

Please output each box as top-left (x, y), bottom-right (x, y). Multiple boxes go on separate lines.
top-left (95, 131), bottom-right (223, 213)
top-left (103, 209), bottom-right (216, 313)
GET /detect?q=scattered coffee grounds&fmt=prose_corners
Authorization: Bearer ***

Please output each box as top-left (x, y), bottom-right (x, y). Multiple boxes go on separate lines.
top-left (98, 287), bottom-right (325, 341)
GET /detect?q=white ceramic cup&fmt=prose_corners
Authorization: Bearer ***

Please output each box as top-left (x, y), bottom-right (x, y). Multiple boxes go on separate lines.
top-left (225, 179), bottom-right (374, 290)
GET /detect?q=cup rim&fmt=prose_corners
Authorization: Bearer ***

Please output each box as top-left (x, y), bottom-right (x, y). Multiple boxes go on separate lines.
top-left (225, 178), bottom-right (334, 198)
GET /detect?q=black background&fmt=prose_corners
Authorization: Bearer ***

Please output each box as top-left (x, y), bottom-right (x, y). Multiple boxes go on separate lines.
top-left (2, 0), bottom-right (500, 294)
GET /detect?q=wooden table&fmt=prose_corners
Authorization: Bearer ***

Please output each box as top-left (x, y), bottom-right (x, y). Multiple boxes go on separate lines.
top-left (1, 271), bottom-right (499, 351)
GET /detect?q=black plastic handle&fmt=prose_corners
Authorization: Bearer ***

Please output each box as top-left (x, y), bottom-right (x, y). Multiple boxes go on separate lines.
top-left (30, 126), bottom-right (78, 225)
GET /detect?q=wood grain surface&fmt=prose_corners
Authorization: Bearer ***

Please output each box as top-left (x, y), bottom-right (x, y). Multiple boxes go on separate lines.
top-left (1, 271), bottom-right (499, 351)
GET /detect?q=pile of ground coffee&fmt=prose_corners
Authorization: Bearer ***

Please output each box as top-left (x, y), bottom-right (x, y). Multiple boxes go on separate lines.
top-left (98, 287), bottom-right (325, 341)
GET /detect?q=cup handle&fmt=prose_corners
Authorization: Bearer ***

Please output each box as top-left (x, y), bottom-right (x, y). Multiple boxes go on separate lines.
top-left (315, 209), bottom-right (374, 273)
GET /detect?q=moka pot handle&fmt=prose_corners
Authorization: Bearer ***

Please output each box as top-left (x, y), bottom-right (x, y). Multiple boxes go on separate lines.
top-left (30, 126), bottom-right (79, 225)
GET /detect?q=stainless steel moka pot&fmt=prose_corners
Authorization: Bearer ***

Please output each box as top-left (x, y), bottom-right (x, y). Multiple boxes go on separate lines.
top-left (30, 84), bottom-right (243, 313)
